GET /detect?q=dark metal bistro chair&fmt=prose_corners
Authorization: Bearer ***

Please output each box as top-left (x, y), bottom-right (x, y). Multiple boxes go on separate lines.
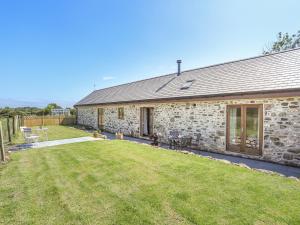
top-left (168, 130), bottom-right (180, 149)
top-left (178, 136), bottom-right (193, 149)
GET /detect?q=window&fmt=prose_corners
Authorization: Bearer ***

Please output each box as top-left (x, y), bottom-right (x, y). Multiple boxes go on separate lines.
top-left (118, 107), bottom-right (124, 120)
top-left (181, 80), bottom-right (195, 90)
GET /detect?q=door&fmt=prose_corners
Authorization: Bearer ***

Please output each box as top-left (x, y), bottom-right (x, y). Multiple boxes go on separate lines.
top-left (227, 105), bottom-right (242, 152)
top-left (226, 105), bottom-right (263, 155)
top-left (98, 108), bottom-right (104, 130)
top-left (140, 108), bottom-right (145, 136)
top-left (140, 107), bottom-right (154, 136)
top-left (148, 108), bottom-right (154, 135)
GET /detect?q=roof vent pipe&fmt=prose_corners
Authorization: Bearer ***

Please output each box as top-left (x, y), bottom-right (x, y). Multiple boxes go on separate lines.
top-left (177, 60), bottom-right (182, 76)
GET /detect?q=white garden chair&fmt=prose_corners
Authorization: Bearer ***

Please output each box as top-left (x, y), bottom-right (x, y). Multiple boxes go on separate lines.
top-left (22, 128), bottom-right (39, 144)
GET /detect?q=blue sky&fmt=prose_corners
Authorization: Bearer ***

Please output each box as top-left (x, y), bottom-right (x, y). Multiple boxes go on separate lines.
top-left (0, 0), bottom-right (299, 107)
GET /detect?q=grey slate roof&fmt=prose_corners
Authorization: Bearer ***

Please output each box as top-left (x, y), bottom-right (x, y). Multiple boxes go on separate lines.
top-left (75, 48), bottom-right (300, 106)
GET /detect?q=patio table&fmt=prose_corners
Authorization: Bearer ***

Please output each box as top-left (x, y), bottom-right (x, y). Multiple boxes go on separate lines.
top-left (169, 132), bottom-right (193, 150)
top-left (35, 127), bottom-right (49, 141)
top-left (25, 135), bottom-right (39, 144)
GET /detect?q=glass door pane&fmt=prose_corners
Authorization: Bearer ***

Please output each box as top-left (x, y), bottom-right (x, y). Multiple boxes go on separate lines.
top-left (228, 107), bottom-right (242, 151)
top-left (245, 107), bottom-right (260, 154)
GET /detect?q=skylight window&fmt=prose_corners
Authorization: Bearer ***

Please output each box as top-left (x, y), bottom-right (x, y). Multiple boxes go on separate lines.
top-left (181, 80), bottom-right (195, 90)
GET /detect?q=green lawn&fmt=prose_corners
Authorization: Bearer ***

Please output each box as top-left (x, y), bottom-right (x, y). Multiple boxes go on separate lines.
top-left (0, 140), bottom-right (299, 225)
top-left (12, 125), bottom-right (91, 145)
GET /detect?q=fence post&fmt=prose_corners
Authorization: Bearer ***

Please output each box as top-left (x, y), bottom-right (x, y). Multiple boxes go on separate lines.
top-left (15, 115), bottom-right (19, 131)
top-left (0, 121), bottom-right (5, 162)
top-left (21, 116), bottom-right (24, 126)
top-left (12, 115), bottom-right (18, 135)
top-left (12, 116), bottom-right (15, 135)
top-left (7, 118), bottom-right (12, 143)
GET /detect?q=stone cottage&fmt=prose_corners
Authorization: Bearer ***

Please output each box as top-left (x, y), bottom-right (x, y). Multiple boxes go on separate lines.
top-left (75, 48), bottom-right (300, 166)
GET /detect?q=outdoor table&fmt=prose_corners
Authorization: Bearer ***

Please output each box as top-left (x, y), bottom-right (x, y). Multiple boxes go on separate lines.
top-left (25, 135), bottom-right (39, 144)
top-left (169, 135), bottom-right (182, 149)
top-left (169, 134), bottom-right (193, 150)
top-left (35, 127), bottom-right (49, 141)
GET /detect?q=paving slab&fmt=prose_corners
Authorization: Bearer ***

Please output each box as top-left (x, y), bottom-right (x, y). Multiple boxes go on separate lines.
top-left (11, 137), bottom-right (101, 150)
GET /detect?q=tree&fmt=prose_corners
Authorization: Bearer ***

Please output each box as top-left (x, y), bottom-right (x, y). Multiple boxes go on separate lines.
top-left (0, 107), bottom-right (43, 116)
top-left (44, 103), bottom-right (62, 115)
top-left (46, 103), bottom-right (62, 110)
top-left (263, 30), bottom-right (300, 54)
top-left (69, 108), bottom-right (76, 116)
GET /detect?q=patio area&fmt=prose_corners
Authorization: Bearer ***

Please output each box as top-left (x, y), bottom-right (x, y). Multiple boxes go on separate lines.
top-left (10, 136), bottom-right (100, 150)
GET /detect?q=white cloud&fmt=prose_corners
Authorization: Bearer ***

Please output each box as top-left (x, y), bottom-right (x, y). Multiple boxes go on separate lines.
top-left (102, 76), bottom-right (115, 81)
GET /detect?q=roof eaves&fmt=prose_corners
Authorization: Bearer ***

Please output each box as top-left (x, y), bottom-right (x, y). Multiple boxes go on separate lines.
top-left (74, 87), bottom-right (300, 107)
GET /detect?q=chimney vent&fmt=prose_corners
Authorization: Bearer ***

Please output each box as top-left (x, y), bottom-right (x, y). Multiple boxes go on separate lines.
top-left (177, 60), bottom-right (182, 76)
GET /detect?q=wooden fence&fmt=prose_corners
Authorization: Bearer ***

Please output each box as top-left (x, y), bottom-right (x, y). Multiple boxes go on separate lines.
top-left (0, 115), bottom-right (76, 162)
top-left (0, 115), bottom-right (21, 162)
top-left (22, 115), bottom-right (76, 127)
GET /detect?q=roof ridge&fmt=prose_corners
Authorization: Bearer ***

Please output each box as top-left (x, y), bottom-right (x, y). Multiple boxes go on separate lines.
top-left (181, 47), bottom-right (300, 74)
top-left (92, 47), bottom-right (300, 93)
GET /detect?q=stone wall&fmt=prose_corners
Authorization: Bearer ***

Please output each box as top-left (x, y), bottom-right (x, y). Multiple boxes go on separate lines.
top-left (76, 96), bottom-right (300, 166)
top-left (77, 106), bottom-right (98, 128)
top-left (263, 97), bottom-right (300, 166)
top-left (102, 105), bottom-right (140, 136)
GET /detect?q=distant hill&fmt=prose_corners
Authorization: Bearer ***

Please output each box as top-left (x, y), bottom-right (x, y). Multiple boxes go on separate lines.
top-left (0, 98), bottom-right (75, 108)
